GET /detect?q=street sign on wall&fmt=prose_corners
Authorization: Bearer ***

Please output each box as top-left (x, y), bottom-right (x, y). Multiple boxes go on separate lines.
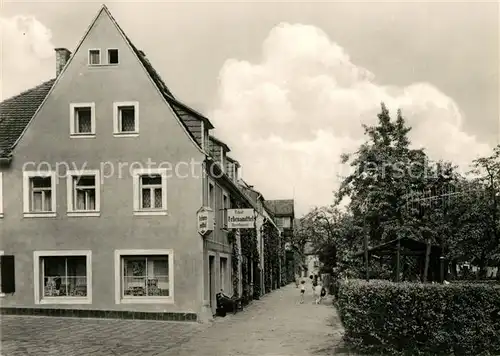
top-left (227, 209), bottom-right (255, 229)
top-left (197, 206), bottom-right (214, 236)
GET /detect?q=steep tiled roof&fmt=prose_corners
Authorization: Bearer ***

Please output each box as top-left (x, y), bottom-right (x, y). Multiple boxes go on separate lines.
top-left (0, 79), bottom-right (56, 158)
top-left (209, 135), bottom-right (230, 152)
top-left (113, 13), bottom-right (215, 147)
top-left (265, 199), bottom-right (295, 217)
top-left (226, 155), bottom-right (240, 166)
top-left (0, 6), bottom-right (215, 159)
top-left (208, 137), bottom-right (221, 162)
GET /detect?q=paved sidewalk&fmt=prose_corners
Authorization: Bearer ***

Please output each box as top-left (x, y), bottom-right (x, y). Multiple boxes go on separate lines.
top-left (166, 281), bottom-right (345, 356)
top-left (0, 281), bottom-right (346, 355)
top-left (0, 315), bottom-right (203, 355)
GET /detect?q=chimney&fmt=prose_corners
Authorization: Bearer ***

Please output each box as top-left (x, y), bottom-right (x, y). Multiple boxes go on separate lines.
top-left (55, 48), bottom-right (71, 76)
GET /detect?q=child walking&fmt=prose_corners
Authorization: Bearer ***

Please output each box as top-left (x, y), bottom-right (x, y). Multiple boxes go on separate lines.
top-left (299, 280), bottom-right (306, 304)
top-left (313, 281), bottom-right (326, 304)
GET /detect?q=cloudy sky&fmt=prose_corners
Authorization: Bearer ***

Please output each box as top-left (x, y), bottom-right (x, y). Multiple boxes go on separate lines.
top-left (1, 0), bottom-right (498, 216)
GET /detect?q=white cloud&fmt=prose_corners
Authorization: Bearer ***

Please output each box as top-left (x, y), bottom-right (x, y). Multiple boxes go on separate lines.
top-left (211, 22), bottom-right (491, 217)
top-left (0, 15), bottom-right (54, 100)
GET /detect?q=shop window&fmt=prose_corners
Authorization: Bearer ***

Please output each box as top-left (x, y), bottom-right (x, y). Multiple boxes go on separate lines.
top-left (34, 251), bottom-right (92, 304)
top-left (114, 249), bottom-right (174, 304)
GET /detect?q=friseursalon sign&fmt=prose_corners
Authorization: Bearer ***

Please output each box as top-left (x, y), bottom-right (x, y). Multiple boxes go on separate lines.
top-left (197, 206), bottom-right (214, 236)
top-left (227, 209), bottom-right (255, 229)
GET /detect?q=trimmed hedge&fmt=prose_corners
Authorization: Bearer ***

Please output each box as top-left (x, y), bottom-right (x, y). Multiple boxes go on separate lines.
top-left (336, 279), bottom-right (500, 356)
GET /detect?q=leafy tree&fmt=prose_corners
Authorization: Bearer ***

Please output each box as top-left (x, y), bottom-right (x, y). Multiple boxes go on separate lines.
top-left (337, 103), bottom-right (430, 247)
top-left (301, 102), bottom-right (499, 282)
top-left (467, 145), bottom-right (500, 276)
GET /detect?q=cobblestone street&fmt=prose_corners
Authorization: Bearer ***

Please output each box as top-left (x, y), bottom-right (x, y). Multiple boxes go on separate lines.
top-left (0, 282), bottom-right (345, 355)
top-left (0, 314), bottom-right (203, 355)
top-left (167, 281), bottom-right (345, 356)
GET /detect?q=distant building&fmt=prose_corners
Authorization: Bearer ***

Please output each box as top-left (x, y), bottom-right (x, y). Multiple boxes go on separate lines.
top-left (264, 200), bottom-right (296, 283)
top-left (238, 181), bottom-right (281, 295)
top-left (303, 241), bottom-right (320, 278)
top-left (265, 200), bottom-right (295, 239)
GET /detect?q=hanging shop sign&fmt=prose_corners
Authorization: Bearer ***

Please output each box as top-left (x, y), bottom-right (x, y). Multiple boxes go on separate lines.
top-left (227, 208), bottom-right (255, 229)
top-left (197, 206), bottom-right (214, 236)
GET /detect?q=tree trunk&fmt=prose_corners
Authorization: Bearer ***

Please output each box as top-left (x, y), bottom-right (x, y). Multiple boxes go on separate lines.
top-left (423, 238), bottom-right (431, 283)
top-left (396, 239), bottom-right (401, 282)
top-left (477, 250), bottom-right (487, 280)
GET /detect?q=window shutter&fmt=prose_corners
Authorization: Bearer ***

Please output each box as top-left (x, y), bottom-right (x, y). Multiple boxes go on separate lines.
top-left (1, 255), bottom-right (15, 294)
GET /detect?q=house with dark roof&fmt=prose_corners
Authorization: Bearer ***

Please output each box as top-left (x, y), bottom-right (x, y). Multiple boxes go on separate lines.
top-left (0, 5), bottom-right (265, 322)
top-left (264, 199), bottom-right (296, 282)
top-left (237, 180), bottom-right (282, 295)
top-left (264, 199), bottom-right (295, 238)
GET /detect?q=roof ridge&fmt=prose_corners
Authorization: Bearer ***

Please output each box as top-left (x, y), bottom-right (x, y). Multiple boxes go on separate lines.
top-left (101, 5), bottom-right (218, 148)
top-left (0, 78), bottom-right (56, 105)
top-left (103, 6), bottom-right (176, 100)
top-left (209, 135), bottom-right (231, 151)
top-left (0, 78), bottom-right (56, 157)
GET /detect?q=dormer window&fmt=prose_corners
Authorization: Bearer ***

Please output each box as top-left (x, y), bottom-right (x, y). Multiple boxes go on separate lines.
top-left (88, 49), bottom-right (100, 65)
top-left (108, 49), bottom-right (119, 64)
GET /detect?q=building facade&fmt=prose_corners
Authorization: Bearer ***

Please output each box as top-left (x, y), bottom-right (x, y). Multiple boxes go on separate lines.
top-left (238, 181), bottom-right (282, 296)
top-left (0, 5), bottom-right (267, 322)
top-left (302, 241), bottom-right (321, 278)
top-left (265, 200), bottom-right (296, 283)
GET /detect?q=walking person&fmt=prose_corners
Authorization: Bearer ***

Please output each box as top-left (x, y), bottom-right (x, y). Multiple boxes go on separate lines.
top-left (299, 280), bottom-right (306, 304)
top-left (313, 281), bottom-right (327, 304)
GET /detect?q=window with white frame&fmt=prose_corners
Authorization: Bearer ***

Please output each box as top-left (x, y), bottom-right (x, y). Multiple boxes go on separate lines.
top-left (281, 217), bottom-right (291, 228)
top-left (88, 49), bottom-right (100, 65)
top-left (234, 165), bottom-right (239, 181)
top-left (115, 250), bottom-right (174, 304)
top-left (275, 217), bottom-right (291, 228)
top-left (70, 103), bottom-right (95, 136)
top-left (132, 169), bottom-right (167, 215)
top-left (113, 102), bottom-right (139, 135)
top-left (208, 181), bottom-right (215, 209)
top-left (66, 170), bottom-right (100, 216)
top-left (34, 251), bottom-right (92, 304)
top-left (0, 251), bottom-right (4, 296)
top-left (23, 171), bottom-right (56, 217)
top-left (222, 191), bottom-right (229, 229)
top-left (207, 179), bottom-right (216, 227)
top-left (107, 49), bottom-right (119, 64)
top-left (0, 172), bottom-right (3, 218)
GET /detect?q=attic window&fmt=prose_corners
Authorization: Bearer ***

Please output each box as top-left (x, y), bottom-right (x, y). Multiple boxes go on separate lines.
top-left (88, 49), bottom-right (100, 65)
top-left (108, 49), bottom-right (119, 64)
